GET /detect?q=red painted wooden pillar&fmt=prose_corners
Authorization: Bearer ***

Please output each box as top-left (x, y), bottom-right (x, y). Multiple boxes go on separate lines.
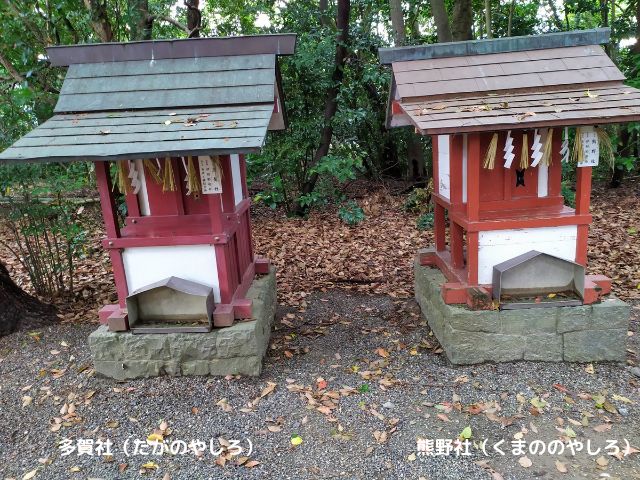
top-left (466, 133), bottom-right (481, 284)
top-left (549, 129), bottom-right (562, 197)
top-left (466, 133), bottom-right (481, 222)
top-left (450, 135), bottom-right (463, 205)
top-left (432, 135), bottom-right (439, 195)
top-left (450, 222), bottom-right (464, 269)
top-left (218, 155), bottom-right (236, 213)
top-left (95, 161), bottom-right (129, 307)
top-left (434, 204), bottom-right (446, 252)
top-left (239, 155), bottom-right (254, 261)
top-left (575, 166), bottom-right (592, 266)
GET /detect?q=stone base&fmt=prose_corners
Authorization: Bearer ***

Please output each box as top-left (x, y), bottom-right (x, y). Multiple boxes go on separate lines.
top-left (89, 267), bottom-right (277, 379)
top-left (415, 259), bottom-right (629, 365)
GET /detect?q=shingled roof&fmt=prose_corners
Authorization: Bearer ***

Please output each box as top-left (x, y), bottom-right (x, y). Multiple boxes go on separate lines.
top-left (0, 34), bottom-right (296, 163)
top-left (380, 29), bottom-right (640, 135)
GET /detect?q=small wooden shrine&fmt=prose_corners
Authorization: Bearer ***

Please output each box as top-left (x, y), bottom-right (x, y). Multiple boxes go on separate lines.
top-left (1, 34), bottom-right (295, 332)
top-left (381, 29), bottom-right (640, 310)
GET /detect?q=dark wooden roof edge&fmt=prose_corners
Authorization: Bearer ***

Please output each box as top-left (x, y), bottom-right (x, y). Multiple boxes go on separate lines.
top-left (378, 28), bottom-right (610, 65)
top-left (47, 34), bottom-right (297, 66)
top-left (0, 145), bottom-right (263, 164)
top-left (416, 115), bottom-right (640, 135)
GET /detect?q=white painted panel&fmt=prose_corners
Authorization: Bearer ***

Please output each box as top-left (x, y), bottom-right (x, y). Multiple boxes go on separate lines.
top-left (537, 164), bottom-right (548, 198)
top-left (477, 226), bottom-right (577, 284)
top-left (437, 135), bottom-right (450, 201)
top-left (123, 245), bottom-right (221, 302)
top-left (230, 154), bottom-right (243, 206)
top-left (462, 134), bottom-right (468, 204)
top-left (136, 159), bottom-right (150, 216)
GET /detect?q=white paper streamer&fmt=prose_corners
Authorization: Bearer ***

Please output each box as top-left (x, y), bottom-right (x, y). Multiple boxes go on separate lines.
top-left (128, 159), bottom-right (141, 194)
top-left (530, 128), bottom-right (544, 168)
top-left (560, 127), bottom-right (570, 163)
top-left (503, 130), bottom-right (515, 168)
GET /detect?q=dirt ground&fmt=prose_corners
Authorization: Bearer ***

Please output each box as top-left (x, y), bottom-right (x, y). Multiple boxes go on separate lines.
top-left (1, 291), bottom-right (638, 480)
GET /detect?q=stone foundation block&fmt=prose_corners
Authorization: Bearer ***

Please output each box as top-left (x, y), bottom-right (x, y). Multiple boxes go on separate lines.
top-left (414, 258), bottom-right (629, 364)
top-left (89, 267), bottom-right (277, 380)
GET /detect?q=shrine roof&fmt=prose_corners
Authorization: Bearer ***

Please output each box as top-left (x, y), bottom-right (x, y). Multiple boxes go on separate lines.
top-left (0, 35), bottom-right (295, 163)
top-left (381, 29), bottom-right (640, 134)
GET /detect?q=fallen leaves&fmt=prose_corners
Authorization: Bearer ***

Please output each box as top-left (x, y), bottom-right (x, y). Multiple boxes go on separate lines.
top-left (22, 469), bottom-right (38, 480)
top-left (518, 456), bottom-right (533, 468)
top-left (290, 434), bottom-right (303, 446)
top-left (515, 111), bottom-right (536, 121)
top-left (374, 347), bottom-right (389, 358)
top-left (555, 459), bottom-right (568, 473)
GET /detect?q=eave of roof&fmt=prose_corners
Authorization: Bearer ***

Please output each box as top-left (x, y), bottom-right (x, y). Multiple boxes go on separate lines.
top-left (0, 105), bottom-right (273, 163)
top-left (399, 85), bottom-right (640, 135)
top-left (47, 34), bottom-right (297, 66)
top-left (379, 28), bottom-right (609, 64)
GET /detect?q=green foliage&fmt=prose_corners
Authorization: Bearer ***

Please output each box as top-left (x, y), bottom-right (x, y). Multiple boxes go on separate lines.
top-left (561, 181), bottom-right (576, 209)
top-left (416, 212), bottom-right (434, 231)
top-left (357, 383), bottom-right (370, 393)
top-left (404, 187), bottom-right (432, 215)
top-left (338, 200), bottom-right (365, 226)
top-left (2, 198), bottom-right (87, 297)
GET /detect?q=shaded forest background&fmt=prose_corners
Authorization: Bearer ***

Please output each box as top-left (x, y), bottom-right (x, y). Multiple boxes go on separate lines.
top-left (0, 0), bottom-right (639, 315)
top-left (1, 0), bottom-right (640, 211)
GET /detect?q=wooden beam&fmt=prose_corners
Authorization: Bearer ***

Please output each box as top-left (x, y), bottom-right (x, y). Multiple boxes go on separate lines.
top-left (466, 133), bottom-right (481, 222)
top-left (94, 161), bottom-right (120, 238)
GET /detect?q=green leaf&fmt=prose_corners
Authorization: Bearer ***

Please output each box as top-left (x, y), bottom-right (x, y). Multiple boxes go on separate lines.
top-left (530, 397), bottom-right (548, 409)
top-left (459, 426), bottom-right (472, 439)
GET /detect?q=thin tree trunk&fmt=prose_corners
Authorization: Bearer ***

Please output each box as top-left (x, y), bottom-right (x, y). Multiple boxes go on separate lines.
top-left (547, 0), bottom-right (564, 30)
top-left (319, 0), bottom-right (331, 27)
top-left (185, 0), bottom-right (202, 37)
top-left (506, 0), bottom-right (515, 36)
top-left (389, 0), bottom-right (406, 44)
top-left (430, 0), bottom-right (452, 42)
top-left (389, 0), bottom-right (424, 178)
top-left (294, 0), bottom-right (351, 216)
top-left (128, 0), bottom-right (154, 40)
top-left (484, 0), bottom-right (493, 38)
top-left (83, 0), bottom-right (114, 41)
top-left (451, 0), bottom-right (473, 41)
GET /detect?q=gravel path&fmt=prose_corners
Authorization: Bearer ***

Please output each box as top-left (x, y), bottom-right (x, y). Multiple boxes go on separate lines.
top-left (1, 291), bottom-right (639, 480)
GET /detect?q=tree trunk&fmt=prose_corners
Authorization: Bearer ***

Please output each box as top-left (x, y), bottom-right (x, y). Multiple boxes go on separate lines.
top-left (0, 262), bottom-right (57, 336)
top-left (484, 0), bottom-right (493, 38)
top-left (389, 0), bottom-right (425, 178)
top-left (294, 0), bottom-right (351, 216)
top-left (507, 0), bottom-right (515, 36)
top-left (389, 0), bottom-right (406, 44)
top-left (548, 0), bottom-right (564, 30)
top-left (185, 0), bottom-right (202, 37)
top-left (128, 0), bottom-right (154, 40)
top-left (295, 0), bottom-right (351, 216)
top-left (430, 0), bottom-right (452, 42)
top-left (451, 0), bottom-right (473, 41)
top-left (319, 0), bottom-right (331, 27)
top-left (83, 0), bottom-right (114, 42)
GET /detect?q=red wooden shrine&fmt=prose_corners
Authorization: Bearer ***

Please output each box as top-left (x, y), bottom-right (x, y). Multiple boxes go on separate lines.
top-left (95, 155), bottom-right (266, 328)
top-left (424, 130), bottom-right (609, 308)
top-left (380, 28), bottom-right (640, 309)
top-left (0, 34), bottom-right (296, 330)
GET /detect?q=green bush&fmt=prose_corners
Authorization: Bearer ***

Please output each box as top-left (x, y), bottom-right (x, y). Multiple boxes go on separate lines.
top-left (338, 200), bottom-right (365, 226)
top-left (561, 181), bottom-right (576, 209)
top-left (0, 162), bottom-right (91, 297)
top-left (416, 212), bottom-right (435, 231)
